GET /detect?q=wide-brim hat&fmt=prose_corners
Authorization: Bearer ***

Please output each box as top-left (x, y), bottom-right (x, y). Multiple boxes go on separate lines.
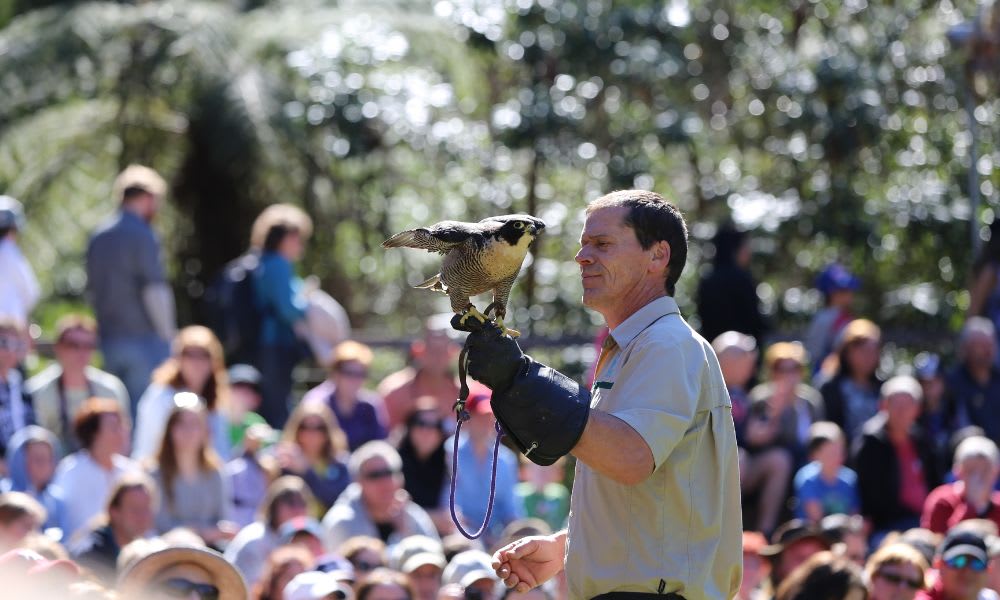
top-left (759, 520), bottom-right (830, 557)
top-left (119, 545), bottom-right (246, 600)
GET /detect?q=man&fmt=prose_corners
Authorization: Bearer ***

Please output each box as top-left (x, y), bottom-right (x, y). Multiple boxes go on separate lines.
top-left (321, 440), bottom-right (438, 549)
top-left (917, 528), bottom-right (996, 600)
top-left (390, 534), bottom-right (447, 600)
top-left (86, 164), bottom-right (176, 412)
top-left (758, 519), bottom-right (832, 590)
top-left (853, 375), bottom-right (942, 544)
top-left (71, 474), bottom-right (155, 584)
top-left (0, 196), bottom-right (40, 328)
top-left (923, 436), bottom-right (1000, 534)
top-left (946, 318), bottom-right (1000, 442)
top-left (0, 318), bottom-right (34, 460)
top-left (25, 314), bottom-right (130, 450)
top-left (696, 224), bottom-right (766, 347)
top-left (461, 191), bottom-right (742, 599)
top-left (377, 316), bottom-right (461, 432)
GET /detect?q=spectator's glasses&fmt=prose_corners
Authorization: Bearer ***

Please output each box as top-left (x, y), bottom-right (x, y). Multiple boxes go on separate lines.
top-left (298, 421), bottom-right (326, 432)
top-left (412, 418), bottom-right (441, 431)
top-left (337, 367), bottom-right (369, 379)
top-left (361, 468), bottom-right (398, 481)
top-left (944, 555), bottom-right (988, 572)
top-left (875, 570), bottom-right (923, 590)
top-left (58, 336), bottom-right (96, 351)
top-left (353, 559), bottom-right (383, 572)
top-left (180, 348), bottom-right (212, 361)
top-left (0, 337), bottom-right (26, 352)
top-left (153, 577), bottom-right (220, 600)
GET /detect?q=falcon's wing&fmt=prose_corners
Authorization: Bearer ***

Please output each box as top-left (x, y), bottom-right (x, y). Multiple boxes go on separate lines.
top-left (382, 221), bottom-right (482, 255)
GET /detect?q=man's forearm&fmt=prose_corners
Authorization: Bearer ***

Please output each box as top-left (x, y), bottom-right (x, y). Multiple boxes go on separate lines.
top-left (572, 410), bottom-right (655, 485)
top-left (142, 283), bottom-right (177, 341)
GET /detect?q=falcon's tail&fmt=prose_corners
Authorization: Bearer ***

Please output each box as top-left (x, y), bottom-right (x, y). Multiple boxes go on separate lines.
top-left (414, 274), bottom-right (446, 293)
top-left (381, 230), bottom-right (418, 248)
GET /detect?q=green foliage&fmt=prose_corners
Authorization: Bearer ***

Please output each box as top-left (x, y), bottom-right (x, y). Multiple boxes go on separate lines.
top-left (0, 0), bottom-right (994, 358)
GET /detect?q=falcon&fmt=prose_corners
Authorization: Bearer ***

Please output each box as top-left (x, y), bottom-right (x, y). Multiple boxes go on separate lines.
top-left (382, 214), bottom-right (545, 336)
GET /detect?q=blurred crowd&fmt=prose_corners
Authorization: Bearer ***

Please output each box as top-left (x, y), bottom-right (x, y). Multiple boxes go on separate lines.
top-left (4, 166), bottom-right (1000, 600)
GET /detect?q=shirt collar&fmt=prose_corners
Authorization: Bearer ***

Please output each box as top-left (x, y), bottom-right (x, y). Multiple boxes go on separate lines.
top-left (608, 296), bottom-right (680, 348)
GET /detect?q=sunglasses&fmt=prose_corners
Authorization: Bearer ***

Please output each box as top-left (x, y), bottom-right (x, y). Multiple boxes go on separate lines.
top-left (181, 349), bottom-right (212, 360)
top-left (876, 570), bottom-right (923, 590)
top-left (0, 337), bottom-right (26, 352)
top-left (153, 577), bottom-right (220, 600)
top-left (413, 418), bottom-right (441, 430)
top-left (59, 338), bottom-right (96, 350)
top-left (337, 368), bottom-right (368, 379)
top-left (362, 468), bottom-right (398, 481)
top-left (944, 555), bottom-right (988, 572)
top-left (298, 422), bottom-right (326, 432)
top-left (354, 559), bottom-right (383, 572)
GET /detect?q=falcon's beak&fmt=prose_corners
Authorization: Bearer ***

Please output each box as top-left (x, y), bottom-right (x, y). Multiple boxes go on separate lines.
top-left (532, 222), bottom-right (546, 235)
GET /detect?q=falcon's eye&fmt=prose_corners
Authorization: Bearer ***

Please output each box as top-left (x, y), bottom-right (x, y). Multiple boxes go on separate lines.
top-left (513, 222), bottom-right (526, 230)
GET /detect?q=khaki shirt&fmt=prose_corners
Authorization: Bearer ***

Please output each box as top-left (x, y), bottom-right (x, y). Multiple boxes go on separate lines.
top-left (564, 296), bottom-right (742, 600)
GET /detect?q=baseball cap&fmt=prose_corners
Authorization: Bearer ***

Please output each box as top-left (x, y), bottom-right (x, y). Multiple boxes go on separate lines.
top-left (228, 364), bottom-right (262, 388)
top-left (390, 535), bottom-right (446, 574)
top-left (0, 196), bottom-right (25, 231)
top-left (442, 550), bottom-right (498, 588)
top-left (759, 519), bottom-right (830, 557)
top-left (881, 375), bottom-right (924, 403)
top-left (283, 570), bottom-right (354, 600)
top-left (711, 331), bottom-right (757, 356)
top-left (816, 263), bottom-right (861, 296)
top-left (465, 384), bottom-right (493, 415)
top-left (278, 516), bottom-right (325, 545)
top-left (914, 352), bottom-right (943, 381)
top-left (939, 529), bottom-right (989, 564)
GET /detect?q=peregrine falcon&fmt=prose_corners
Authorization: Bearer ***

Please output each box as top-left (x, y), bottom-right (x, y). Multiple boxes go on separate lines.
top-left (382, 214), bottom-right (545, 335)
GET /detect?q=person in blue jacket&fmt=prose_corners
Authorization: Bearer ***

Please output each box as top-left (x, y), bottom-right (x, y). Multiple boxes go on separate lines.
top-left (2, 425), bottom-right (68, 537)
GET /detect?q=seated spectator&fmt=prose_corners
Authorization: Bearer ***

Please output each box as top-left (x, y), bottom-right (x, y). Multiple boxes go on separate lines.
top-left (284, 570), bottom-right (355, 600)
top-left (947, 519), bottom-right (1000, 596)
top-left (745, 342), bottom-right (818, 533)
top-left (794, 422), bottom-right (860, 522)
top-left (0, 491), bottom-right (46, 552)
top-left (390, 535), bottom-right (446, 600)
top-left (226, 364), bottom-right (268, 453)
top-left (946, 318), bottom-right (1000, 443)
top-left (71, 473), bottom-right (155, 584)
top-left (53, 398), bottom-right (137, 541)
top-left (442, 550), bottom-right (501, 600)
top-left (819, 319), bottom-right (884, 441)
top-left (864, 542), bottom-right (929, 600)
top-left (25, 315), bottom-right (129, 450)
top-left (712, 331), bottom-right (758, 434)
top-left (303, 341), bottom-right (388, 451)
top-left (821, 514), bottom-right (869, 567)
top-left (923, 437), bottom-right (1000, 534)
top-left (357, 567), bottom-right (415, 600)
top-left (132, 325), bottom-right (231, 461)
top-left (275, 403), bottom-right (351, 514)
top-left (338, 536), bottom-right (388, 583)
top-left (917, 529), bottom-right (993, 600)
top-left (760, 519), bottom-right (833, 591)
top-left (0, 318), bottom-right (34, 460)
top-left (853, 376), bottom-right (941, 545)
top-left (895, 528), bottom-right (943, 568)
top-left (397, 400), bottom-right (450, 533)
top-left (3, 426), bottom-right (68, 534)
top-left (775, 550), bottom-right (867, 600)
top-left (225, 475), bottom-right (312, 586)
top-left (146, 393), bottom-right (234, 545)
top-left (515, 458), bottom-right (570, 533)
top-left (377, 320), bottom-right (461, 433)
top-left (226, 423), bottom-right (276, 528)
top-left (738, 531), bottom-right (771, 600)
top-left (447, 385), bottom-right (521, 545)
top-left (251, 544), bottom-right (313, 600)
top-left (277, 516), bottom-right (327, 559)
top-left (323, 441), bottom-right (439, 549)
top-left (915, 353), bottom-right (950, 459)
top-left (805, 263), bottom-right (860, 375)
top-left (118, 544), bottom-right (247, 600)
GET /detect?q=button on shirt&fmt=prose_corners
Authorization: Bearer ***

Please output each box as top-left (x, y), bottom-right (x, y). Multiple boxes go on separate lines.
top-left (565, 296), bottom-right (743, 600)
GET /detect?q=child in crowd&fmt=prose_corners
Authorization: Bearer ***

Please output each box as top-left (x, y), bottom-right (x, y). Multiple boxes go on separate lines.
top-left (794, 421), bottom-right (860, 522)
top-left (804, 263), bottom-right (859, 374)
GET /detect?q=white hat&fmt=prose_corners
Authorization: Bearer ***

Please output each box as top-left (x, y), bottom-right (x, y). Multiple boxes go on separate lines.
top-left (390, 535), bottom-right (446, 574)
top-left (283, 570), bottom-right (355, 600)
top-left (442, 550), bottom-right (497, 588)
top-left (711, 331), bottom-right (757, 356)
top-left (881, 375), bottom-right (923, 402)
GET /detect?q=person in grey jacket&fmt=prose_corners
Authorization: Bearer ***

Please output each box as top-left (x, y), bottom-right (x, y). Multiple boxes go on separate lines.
top-left (322, 440), bottom-right (438, 550)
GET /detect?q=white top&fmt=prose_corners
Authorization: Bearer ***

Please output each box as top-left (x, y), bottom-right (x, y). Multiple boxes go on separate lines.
top-left (0, 237), bottom-right (40, 325)
top-left (52, 450), bottom-right (138, 541)
top-left (132, 383), bottom-right (230, 461)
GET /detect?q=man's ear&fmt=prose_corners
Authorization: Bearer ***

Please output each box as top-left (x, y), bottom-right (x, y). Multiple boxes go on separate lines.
top-left (649, 240), bottom-right (671, 273)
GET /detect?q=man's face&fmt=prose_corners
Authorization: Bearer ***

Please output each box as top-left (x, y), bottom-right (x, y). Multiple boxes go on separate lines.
top-left (957, 456), bottom-right (1000, 496)
top-left (95, 413), bottom-right (127, 455)
top-left (138, 192), bottom-right (160, 223)
top-left (868, 560), bottom-right (924, 600)
top-left (407, 564), bottom-right (442, 600)
top-left (964, 332), bottom-right (997, 371)
top-left (884, 392), bottom-right (921, 432)
top-left (575, 206), bottom-right (662, 317)
top-left (939, 554), bottom-right (988, 600)
top-left (0, 330), bottom-right (24, 372)
top-left (54, 327), bottom-right (97, 372)
top-left (358, 457), bottom-right (402, 509)
top-left (110, 488), bottom-right (154, 542)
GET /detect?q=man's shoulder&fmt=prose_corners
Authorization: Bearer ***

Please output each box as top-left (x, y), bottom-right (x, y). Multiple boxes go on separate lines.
top-left (85, 366), bottom-right (128, 395)
top-left (376, 368), bottom-right (417, 396)
top-left (925, 481), bottom-right (961, 504)
top-left (24, 364), bottom-right (60, 394)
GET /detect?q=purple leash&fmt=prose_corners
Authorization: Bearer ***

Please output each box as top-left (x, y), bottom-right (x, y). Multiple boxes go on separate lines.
top-left (449, 338), bottom-right (505, 539)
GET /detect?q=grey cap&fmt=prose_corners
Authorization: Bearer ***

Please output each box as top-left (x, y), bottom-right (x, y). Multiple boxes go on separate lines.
top-left (0, 196), bottom-right (25, 230)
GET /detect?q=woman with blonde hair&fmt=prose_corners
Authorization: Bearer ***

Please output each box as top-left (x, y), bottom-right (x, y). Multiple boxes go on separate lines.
top-left (133, 326), bottom-right (231, 460)
top-left (146, 393), bottom-right (234, 545)
top-left (274, 402), bottom-right (351, 514)
top-left (864, 543), bottom-right (927, 600)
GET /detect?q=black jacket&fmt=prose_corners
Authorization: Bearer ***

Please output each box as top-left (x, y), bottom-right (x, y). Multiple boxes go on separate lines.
top-left (850, 412), bottom-right (942, 532)
top-left (72, 524), bottom-right (120, 584)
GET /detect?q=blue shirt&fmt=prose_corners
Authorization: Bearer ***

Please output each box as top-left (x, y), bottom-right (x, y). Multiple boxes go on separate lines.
top-left (794, 461), bottom-right (860, 519)
top-left (253, 252), bottom-right (306, 346)
top-left (86, 211), bottom-right (166, 338)
top-left (447, 427), bottom-right (521, 540)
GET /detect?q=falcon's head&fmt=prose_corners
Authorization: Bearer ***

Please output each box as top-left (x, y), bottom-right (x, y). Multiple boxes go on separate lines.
top-left (481, 214), bottom-right (546, 248)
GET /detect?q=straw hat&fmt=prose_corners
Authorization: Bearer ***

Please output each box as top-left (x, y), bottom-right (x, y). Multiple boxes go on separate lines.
top-left (119, 545), bottom-right (246, 600)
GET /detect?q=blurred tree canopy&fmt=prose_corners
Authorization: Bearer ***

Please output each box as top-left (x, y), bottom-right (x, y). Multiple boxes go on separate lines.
top-left (0, 0), bottom-right (995, 351)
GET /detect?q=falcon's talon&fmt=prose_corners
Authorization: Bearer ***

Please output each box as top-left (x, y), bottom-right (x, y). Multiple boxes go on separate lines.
top-left (495, 317), bottom-right (520, 338)
top-left (458, 306), bottom-right (489, 327)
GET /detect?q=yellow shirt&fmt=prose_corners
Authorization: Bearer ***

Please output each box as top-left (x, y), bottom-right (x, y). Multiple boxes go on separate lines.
top-left (564, 296), bottom-right (742, 600)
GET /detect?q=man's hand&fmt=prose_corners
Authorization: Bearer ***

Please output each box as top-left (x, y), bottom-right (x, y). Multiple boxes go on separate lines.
top-left (451, 316), bottom-right (526, 391)
top-left (491, 533), bottom-right (566, 593)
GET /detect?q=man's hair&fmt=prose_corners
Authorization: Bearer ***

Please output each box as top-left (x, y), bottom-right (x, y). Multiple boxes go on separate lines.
top-left (112, 165), bottom-right (167, 204)
top-left (348, 441), bottom-right (403, 480)
top-left (260, 475), bottom-right (315, 531)
top-left (586, 190), bottom-right (689, 296)
top-left (806, 421), bottom-right (845, 456)
top-left (54, 313), bottom-right (97, 343)
top-left (107, 473), bottom-right (157, 515)
top-left (0, 491), bottom-right (46, 526)
top-left (72, 398), bottom-right (123, 450)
